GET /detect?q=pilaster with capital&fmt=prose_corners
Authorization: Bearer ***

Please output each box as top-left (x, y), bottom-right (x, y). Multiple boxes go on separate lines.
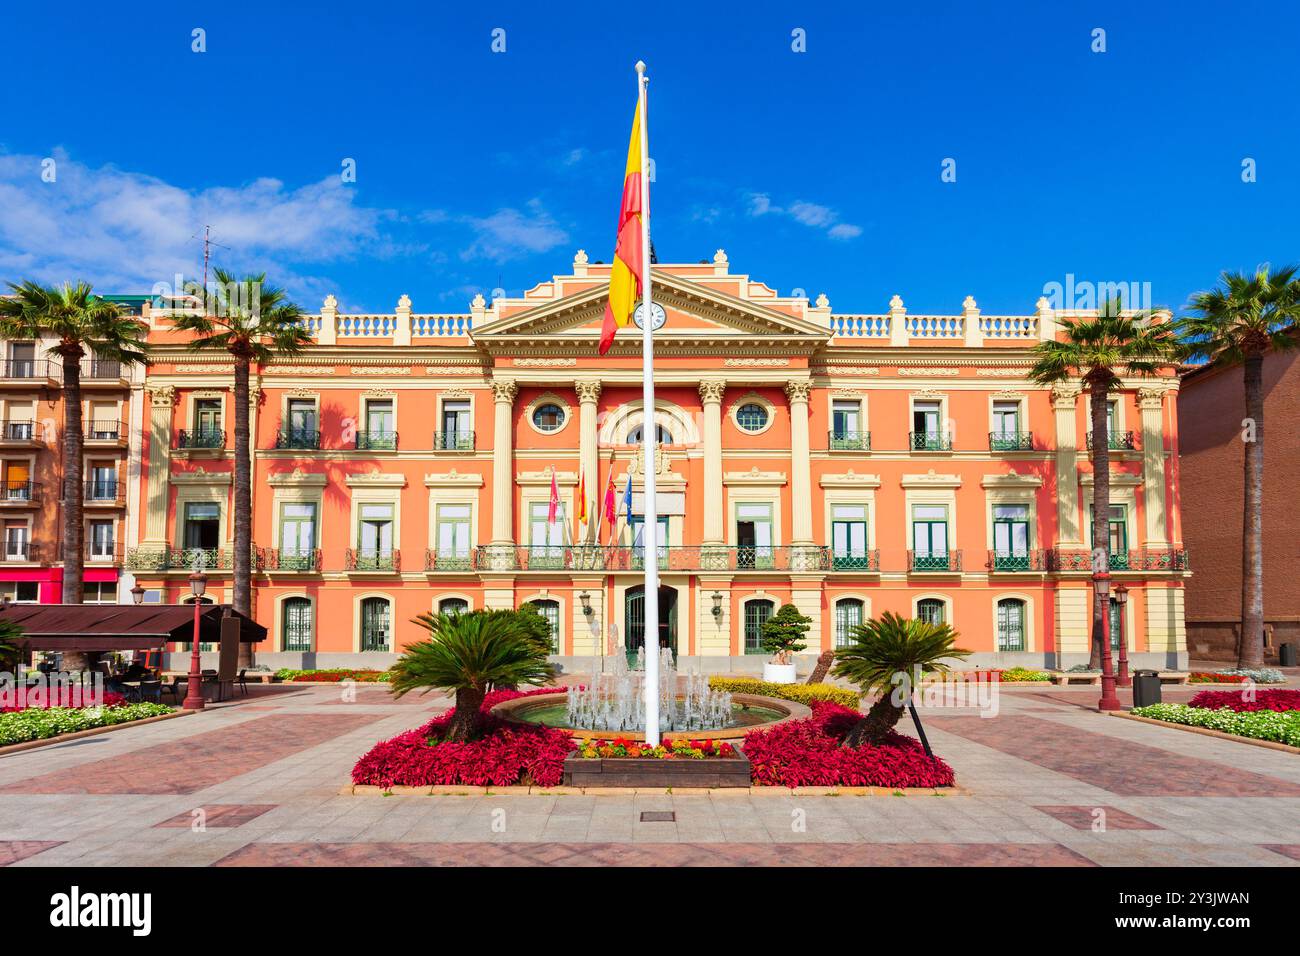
top-left (785, 380), bottom-right (814, 545)
top-left (490, 379), bottom-right (518, 547)
top-left (1051, 382), bottom-right (1083, 544)
top-left (1138, 387), bottom-right (1169, 546)
top-left (144, 386), bottom-right (176, 545)
top-left (698, 381), bottom-right (727, 544)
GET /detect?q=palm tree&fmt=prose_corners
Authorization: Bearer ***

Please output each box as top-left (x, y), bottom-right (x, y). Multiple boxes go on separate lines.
top-left (389, 610), bottom-right (556, 742)
top-left (1028, 298), bottom-right (1178, 668)
top-left (1178, 266), bottom-right (1300, 669)
top-left (0, 282), bottom-right (147, 603)
top-left (832, 612), bottom-right (969, 747)
top-left (0, 617), bottom-right (23, 670)
top-left (170, 270), bottom-right (310, 664)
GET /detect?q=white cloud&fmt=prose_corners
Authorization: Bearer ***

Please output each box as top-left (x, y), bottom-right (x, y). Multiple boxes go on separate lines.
top-left (461, 200), bottom-right (569, 262)
top-left (744, 190), bottom-right (860, 241)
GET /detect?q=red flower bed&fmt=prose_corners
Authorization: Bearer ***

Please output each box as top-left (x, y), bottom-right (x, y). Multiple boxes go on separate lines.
top-left (2, 690), bottom-right (127, 713)
top-left (290, 670), bottom-right (389, 683)
top-left (1188, 688), bottom-right (1300, 713)
top-left (742, 701), bottom-right (955, 788)
top-left (1188, 672), bottom-right (1249, 684)
top-left (351, 687), bottom-right (573, 788)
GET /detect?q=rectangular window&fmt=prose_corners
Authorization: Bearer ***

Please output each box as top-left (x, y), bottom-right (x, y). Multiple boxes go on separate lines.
top-left (9, 343), bottom-right (35, 376)
top-left (735, 502), bottom-right (774, 569)
top-left (440, 400), bottom-right (471, 449)
top-left (283, 599), bottom-right (314, 652)
top-left (89, 402), bottom-right (118, 439)
top-left (357, 503), bottom-right (394, 567)
top-left (4, 405), bottom-right (34, 441)
top-left (84, 581), bottom-right (118, 604)
top-left (5, 461), bottom-right (30, 500)
top-left (911, 504), bottom-right (950, 570)
top-left (285, 399), bottom-right (318, 446)
top-left (630, 515), bottom-right (669, 569)
top-left (996, 601), bottom-right (1026, 652)
top-left (279, 502), bottom-right (317, 569)
top-left (744, 601), bottom-right (774, 654)
top-left (361, 399), bottom-right (396, 449)
top-left (89, 462), bottom-right (116, 499)
top-left (1090, 504), bottom-right (1129, 569)
top-left (435, 503), bottom-right (472, 569)
top-left (4, 521), bottom-right (29, 560)
top-left (195, 399), bottom-right (222, 436)
top-left (834, 600), bottom-right (864, 648)
top-left (831, 503), bottom-right (870, 569)
top-left (830, 400), bottom-right (865, 448)
top-left (89, 519), bottom-right (115, 559)
top-left (1, 580), bottom-right (39, 602)
top-left (182, 502), bottom-right (220, 551)
top-left (912, 401), bottom-right (946, 449)
top-left (992, 503), bottom-right (1031, 570)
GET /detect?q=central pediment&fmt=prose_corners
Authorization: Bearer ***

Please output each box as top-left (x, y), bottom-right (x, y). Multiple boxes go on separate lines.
top-left (471, 272), bottom-right (831, 351)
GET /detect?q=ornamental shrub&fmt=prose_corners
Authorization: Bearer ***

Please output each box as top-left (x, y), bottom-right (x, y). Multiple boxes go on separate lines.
top-left (1132, 703), bottom-right (1300, 747)
top-left (274, 668), bottom-right (392, 683)
top-left (1188, 689), bottom-right (1300, 713)
top-left (351, 687), bottom-right (573, 788)
top-left (997, 667), bottom-right (1051, 682)
top-left (0, 703), bottom-right (173, 746)
top-left (742, 701), bottom-right (955, 788)
top-left (707, 676), bottom-right (860, 709)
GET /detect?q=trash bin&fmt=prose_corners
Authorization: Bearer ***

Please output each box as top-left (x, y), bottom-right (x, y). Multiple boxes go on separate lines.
top-left (1279, 643), bottom-right (1297, 668)
top-left (1132, 669), bottom-right (1161, 707)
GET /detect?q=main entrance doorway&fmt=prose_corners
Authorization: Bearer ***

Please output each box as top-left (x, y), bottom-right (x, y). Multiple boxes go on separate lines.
top-left (625, 585), bottom-right (678, 661)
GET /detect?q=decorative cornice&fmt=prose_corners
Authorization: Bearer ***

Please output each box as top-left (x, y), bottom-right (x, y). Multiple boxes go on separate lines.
top-left (724, 467), bottom-right (787, 486)
top-left (423, 469), bottom-right (484, 488)
top-left (173, 364), bottom-right (235, 375)
top-left (353, 367), bottom-right (411, 376)
top-left (269, 366), bottom-right (337, 376)
top-left (900, 470), bottom-right (963, 489)
top-left (819, 470), bottom-right (882, 489)
top-left (981, 474), bottom-right (1043, 489)
top-left (345, 471), bottom-right (407, 488)
top-left (1080, 472), bottom-right (1143, 487)
top-left (724, 358), bottom-right (789, 367)
top-left (898, 367), bottom-right (960, 376)
top-left (267, 468), bottom-right (328, 488)
top-left (172, 468), bottom-right (232, 486)
top-left (517, 469), bottom-right (578, 486)
top-left (514, 357), bottom-right (577, 367)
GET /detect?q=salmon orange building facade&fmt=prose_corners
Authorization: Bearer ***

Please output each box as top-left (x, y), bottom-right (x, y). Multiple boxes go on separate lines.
top-left (124, 251), bottom-right (1189, 670)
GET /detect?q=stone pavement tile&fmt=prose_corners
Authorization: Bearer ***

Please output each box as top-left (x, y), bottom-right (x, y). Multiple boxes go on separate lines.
top-left (153, 804), bottom-right (278, 828)
top-left (1033, 805), bottom-right (1163, 831)
top-left (1261, 844), bottom-right (1300, 861)
top-left (0, 840), bottom-right (63, 865)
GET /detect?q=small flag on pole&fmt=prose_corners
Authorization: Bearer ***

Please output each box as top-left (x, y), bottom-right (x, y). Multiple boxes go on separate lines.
top-left (622, 474), bottom-right (633, 520)
top-left (603, 467), bottom-right (617, 525)
top-left (547, 470), bottom-right (560, 525)
top-left (575, 470), bottom-right (588, 533)
top-left (598, 103), bottom-right (646, 355)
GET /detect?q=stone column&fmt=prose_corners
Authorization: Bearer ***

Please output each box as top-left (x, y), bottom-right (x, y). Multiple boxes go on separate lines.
top-left (785, 380), bottom-right (814, 545)
top-left (1051, 383), bottom-right (1082, 545)
top-left (698, 381), bottom-right (726, 545)
top-left (143, 386), bottom-right (176, 550)
top-left (1138, 387), bottom-right (1169, 547)
top-left (576, 381), bottom-right (602, 522)
top-left (489, 379), bottom-right (518, 553)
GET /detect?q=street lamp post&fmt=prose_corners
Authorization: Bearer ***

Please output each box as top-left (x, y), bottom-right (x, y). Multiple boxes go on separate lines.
top-left (1114, 584), bottom-right (1131, 688)
top-left (1094, 570), bottom-right (1121, 711)
top-left (182, 570), bottom-right (208, 711)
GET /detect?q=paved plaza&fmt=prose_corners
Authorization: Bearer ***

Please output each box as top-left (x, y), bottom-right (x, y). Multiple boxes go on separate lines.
top-left (0, 679), bottom-right (1297, 867)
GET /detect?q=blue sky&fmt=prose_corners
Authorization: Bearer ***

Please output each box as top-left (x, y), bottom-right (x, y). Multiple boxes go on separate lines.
top-left (1, 0), bottom-right (1296, 317)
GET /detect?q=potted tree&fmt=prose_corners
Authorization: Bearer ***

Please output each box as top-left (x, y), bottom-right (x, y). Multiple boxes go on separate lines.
top-left (760, 603), bottom-right (812, 684)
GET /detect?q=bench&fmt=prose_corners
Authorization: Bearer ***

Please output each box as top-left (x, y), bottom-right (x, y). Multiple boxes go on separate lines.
top-left (1051, 671), bottom-right (1190, 686)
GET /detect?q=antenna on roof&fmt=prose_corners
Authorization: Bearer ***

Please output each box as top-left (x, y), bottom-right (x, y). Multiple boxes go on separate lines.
top-left (188, 225), bottom-right (230, 310)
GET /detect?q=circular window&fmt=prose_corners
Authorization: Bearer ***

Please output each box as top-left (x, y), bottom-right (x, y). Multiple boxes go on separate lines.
top-left (736, 403), bottom-right (769, 433)
top-left (532, 403), bottom-right (566, 432)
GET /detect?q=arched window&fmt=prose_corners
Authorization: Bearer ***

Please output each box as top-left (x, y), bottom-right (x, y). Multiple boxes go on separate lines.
top-left (736, 403), bottom-right (769, 433)
top-left (627, 422), bottom-right (672, 445)
top-left (360, 597), bottom-right (392, 652)
top-left (439, 597), bottom-right (469, 617)
top-left (996, 598), bottom-right (1026, 652)
top-left (743, 599), bottom-right (774, 654)
top-left (532, 403), bottom-right (566, 432)
top-left (282, 597), bottom-right (313, 652)
top-left (917, 598), bottom-right (946, 626)
top-left (834, 598), bottom-right (864, 648)
top-left (531, 599), bottom-right (561, 653)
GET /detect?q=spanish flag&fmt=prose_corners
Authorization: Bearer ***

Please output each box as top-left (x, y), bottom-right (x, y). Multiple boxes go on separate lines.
top-left (598, 103), bottom-right (645, 355)
top-left (575, 469), bottom-right (588, 530)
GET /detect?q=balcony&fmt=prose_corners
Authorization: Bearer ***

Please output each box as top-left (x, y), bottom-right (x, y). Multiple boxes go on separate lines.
top-left (0, 481), bottom-right (40, 507)
top-left (0, 421), bottom-right (42, 447)
top-left (85, 420), bottom-right (128, 447)
top-left (125, 547), bottom-right (234, 572)
top-left (84, 479), bottom-right (125, 507)
top-left (473, 544), bottom-right (831, 572)
top-left (1047, 548), bottom-right (1188, 572)
top-left (84, 543), bottom-right (124, 565)
top-left (345, 548), bottom-right (401, 572)
top-left (828, 430), bottom-right (871, 452)
top-left (433, 430), bottom-right (476, 452)
top-left (830, 550), bottom-right (881, 572)
top-left (424, 549), bottom-right (479, 572)
top-left (355, 431), bottom-right (398, 451)
top-left (908, 550), bottom-right (963, 572)
top-left (1086, 430), bottom-right (1138, 451)
top-left (78, 359), bottom-right (128, 388)
top-left (257, 547), bottom-right (322, 572)
top-left (175, 428), bottom-right (225, 450)
top-left (986, 549), bottom-right (1048, 572)
top-left (988, 431), bottom-right (1034, 452)
top-left (275, 428), bottom-right (321, 450)
top-left (909, 431), bottom-right (952, 451)
top-left (0, 360), bottom-right (57, 387)
top-left (0, 542), bottom-right (43, 564)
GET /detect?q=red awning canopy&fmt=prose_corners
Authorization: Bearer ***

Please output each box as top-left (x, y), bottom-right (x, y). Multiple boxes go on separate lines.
top-left (0, 604), bottom-right (267, 652)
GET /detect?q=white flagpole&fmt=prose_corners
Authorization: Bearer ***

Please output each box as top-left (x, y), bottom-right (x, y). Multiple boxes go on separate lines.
top-left (635, 60), bottom-right (661, 745)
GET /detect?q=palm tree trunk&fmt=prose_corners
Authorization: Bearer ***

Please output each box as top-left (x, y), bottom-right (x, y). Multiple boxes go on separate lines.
top-left (60, 353), bottom-right (85, 604)
top-left (843, 693), bottom-right (904, 748)
top-left (232, 358), bottom-right (253, 668)
top-left (1089, 381), bottom-right (1111, 671)
top-left (444, 686), bottom-right (486, 742)
top-left (1239, 354), bottom-right (1266, 669)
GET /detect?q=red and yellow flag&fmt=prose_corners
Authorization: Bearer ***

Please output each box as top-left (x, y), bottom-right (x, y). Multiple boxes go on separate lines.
top-left (575, 470), bottom-right (588, 529)
top-left (598, 103), bottom-right (645, 355)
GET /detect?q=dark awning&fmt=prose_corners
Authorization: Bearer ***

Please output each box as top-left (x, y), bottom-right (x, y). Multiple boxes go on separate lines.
top-left (0, 604), bottom-right (267, 652)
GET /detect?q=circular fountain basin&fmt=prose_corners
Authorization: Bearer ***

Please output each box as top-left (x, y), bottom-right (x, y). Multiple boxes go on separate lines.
top-left (492, 692), bottom-right (811, 741)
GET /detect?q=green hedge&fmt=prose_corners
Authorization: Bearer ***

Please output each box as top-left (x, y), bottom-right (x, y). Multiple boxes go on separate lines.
top-left (1131, 703), bottom-right (1300, 747)
top-left (707, 677), bottom-right (860, 709)
top-left (0, 704), bottom-right (174, 747)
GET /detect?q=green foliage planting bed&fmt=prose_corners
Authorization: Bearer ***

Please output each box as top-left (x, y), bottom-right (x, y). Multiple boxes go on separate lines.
top-left (1131, 703), bottom-right (1300, 747)
top-left (707, 677), bottom-right (860, 710)
top-left (0, 704), bottom-right (174, 747)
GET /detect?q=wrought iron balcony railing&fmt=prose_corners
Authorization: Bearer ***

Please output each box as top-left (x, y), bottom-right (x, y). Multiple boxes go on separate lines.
top-left (84, 479), bottom-right (122, 502)
top-left (80, 359), bottom-right (124, 380)
top-left (345, 548), bottom-right (401, 572)
top-left (986, 549), bottom-right (1048, 572)
top-left (355, 431), bottom-right (398, 451)
top-left (0, 420), bottom-right (38, 442)
top-left (828, 430), bottom-right (871, 451)
top-left (0, 541), bottom-right (42, 563)
top-left (907, 550), bottom-right (963, 572)
top-left (125, 547), bottom-right (234, 571)
top-left (988, 431), bottom-right (1034, 451)
top-left (1086, 430), bottom-right (1138, 450)
top-left (472, 544), bottom-right (832, 572)
top-left (424, 549), bottom-right (478, 571)
top-left (85, 420), bottom-right (126, 442)
top-left (909, 431), bottom-right (953, 451)
top-left (257, 547), bottom-right (323, 572)
top-left (275, 427), bottom-right (321, 450)
top-left (1047, 548), bottom-right (1188, 572)
top-left (176, 428), bottom-right (225, 449)
top-left (84, 543), bottom-right (124, 564)
top-left (0, 360), bottom-right (54, 380)
top-left (0, 481), bottom-right (39, 503)
top-left (433, 430), bottom-right (475, 451)
top-left (830, 550), bottom-right (881, 571)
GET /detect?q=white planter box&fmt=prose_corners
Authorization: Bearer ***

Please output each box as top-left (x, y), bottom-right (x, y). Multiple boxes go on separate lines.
top-left (763, 662), bottom-right (797, 684)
